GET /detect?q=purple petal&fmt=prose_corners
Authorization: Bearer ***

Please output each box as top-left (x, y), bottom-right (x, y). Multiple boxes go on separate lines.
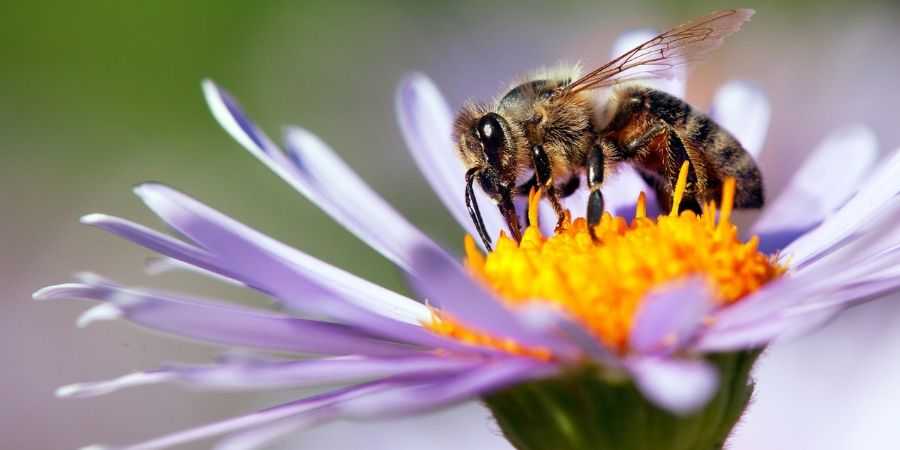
top-left (753, 125), bottom-right (877, 252)
top-left (409, 245), bottom-right (580, 353)
top-left (203, 80), bottom-right (445, 273)
top-left (626, 356), bottom-right (718, 414)
top-left (395, 73), bottom-right (506, 248)
top-left (783, 145), bottom-right (900, 269)
top-left (517, 303), bottom-right (619, 366)
top-left (133, 183), bottom-right (431, 324)
top-left (605, 167), bottom-right (659, 219)
top-left (78, 382), bottom-right (389, 450)
top-left (694, 307), bottom-right (837, 352)
top-left (34, 283), bottom-right (421, 357)
top-left (709, 81), bottom-right (770, 158)
top-left (629, 278), bottom-right (714, 355)
top-left (56, 354), bottom-right (481, 397)
top-left (610, 29), bottom-right (686, 98)
top-left (214, 358), bottom-right (553, 450)
top-left (282, 127), bottom-right (450, 273)
top-left (335, 358), bottom-right (556, 418)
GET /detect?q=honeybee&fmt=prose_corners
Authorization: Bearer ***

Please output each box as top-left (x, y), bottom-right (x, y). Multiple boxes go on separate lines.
top-left (454, 9), bottom-right (764, 250)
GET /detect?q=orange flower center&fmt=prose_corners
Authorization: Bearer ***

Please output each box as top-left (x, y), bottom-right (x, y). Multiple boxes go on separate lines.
top-left (426, 163), bottom-right (784, 358)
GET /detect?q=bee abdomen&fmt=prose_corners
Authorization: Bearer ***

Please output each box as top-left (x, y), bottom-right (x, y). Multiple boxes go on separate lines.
top-left (686, 114), bottom-right (764, 208)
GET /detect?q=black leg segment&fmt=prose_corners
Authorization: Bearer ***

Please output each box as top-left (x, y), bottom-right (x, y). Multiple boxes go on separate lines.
top-left (586, 143), bottom-right (607, 239)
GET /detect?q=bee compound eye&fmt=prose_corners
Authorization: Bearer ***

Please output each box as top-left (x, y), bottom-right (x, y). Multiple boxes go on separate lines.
top-left (477, 113), bottom-right (506, 167)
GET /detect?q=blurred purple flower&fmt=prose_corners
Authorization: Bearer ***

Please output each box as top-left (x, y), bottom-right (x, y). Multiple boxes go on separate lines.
top-left (36, 31), bottom-right (900, 450)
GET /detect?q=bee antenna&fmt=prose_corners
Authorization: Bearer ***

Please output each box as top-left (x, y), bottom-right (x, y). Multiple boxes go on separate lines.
top-left (465, 168), bottom-right (493, 252)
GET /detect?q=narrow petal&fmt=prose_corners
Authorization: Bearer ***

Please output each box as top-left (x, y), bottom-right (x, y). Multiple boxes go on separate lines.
top-left (395, 73), bottom-right (506, 247)
top-left (282, 127), bottom-right (450, 272)
top-left (55, 355), bottom-right (481, 397)
top-left (78, 382), bottom-right (388, 450)
top-left (605, 167), bottom-right (659, 219)
top-left (754, 125), bottom-right (878, 253)
top-left (783, 145), bottom-right (900, 269)
top-left (627, 356), bottom-right (718, 414)
top-left (335, 358), bottom-right (555, 418)
top-left (611, 29), bottom-right (686, 98)
top-left (133, 183), bottom-right (432, 324)
top-left (517, 303), bottom-right (619, 366)
top-left (202, 80), bottom-right (444, 271)
top-left (694, 307), bottom-right (836, 352)
top-left (217, 359), bottom-right (554, 450)
top-left (34, 283), bottom-right (420, 356)
top-left (709, 81), bottom-right (770, 157)
top-left (629, 278), bottom-right (714, 355)
top-left (409, 245), bottom-right (580, 353)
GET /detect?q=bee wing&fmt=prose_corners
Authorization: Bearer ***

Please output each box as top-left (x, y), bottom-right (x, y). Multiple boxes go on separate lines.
top-left (563, 9), bottom-right (754, 95)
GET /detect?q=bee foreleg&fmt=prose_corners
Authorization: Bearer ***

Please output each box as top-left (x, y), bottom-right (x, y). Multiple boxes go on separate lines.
top-left (586, 142), bottom-right (607, 240)
top-left (531, 144), bottom-right (566, 228)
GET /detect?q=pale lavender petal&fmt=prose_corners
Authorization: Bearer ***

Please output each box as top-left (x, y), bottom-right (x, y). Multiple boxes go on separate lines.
top-left (336, 358), bottom-right (556, 418)
top-left (694, 307), bottom-right (837, 352)
top-left (517, 303), bottom-right (619, 366)
top-left (78, 382), bottom-right (388, 450)
top-left (282, 127), bottom-right (449, 272)
top-left (604, 167), bottom-right (658, 218)
top-left (55, 355), bottom-right (481, 397)
top-left (80, 213), bottom-right (229, 279)
top-left (203, 80), bottom-right (444, 272)
top-left (395, 73), bottom-right (506, 247)
top-left (699, 268), bottom-right (900, 352)
top-left (218, 359), bottom-right (554, 450)
top-left (611, 29), bottom-right (686, 98)
top-left (34, 283), bottom-right (420, 357)
top-left (409, 245), bottom-right (580, 353)
top-left (709, 81), bottom-right (770, 157)
top-left (783, 146), bottom-right (900, 268)
top-left (754, 125), bottom-right (878, 252)
top-left (629, 278), bottom-right (714, 355)
top-left (79, 211), bottom-right (466, 351)
top-left (627, 356), bottom-right (718, 414)
top-left (133, 183), bottom-right (431, 325)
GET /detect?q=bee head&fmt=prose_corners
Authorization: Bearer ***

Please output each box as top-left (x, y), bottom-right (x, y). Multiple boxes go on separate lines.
top-left (453, 107), bottom-right (516, 199)
top-left (454, 106), bottom-right (523, 250)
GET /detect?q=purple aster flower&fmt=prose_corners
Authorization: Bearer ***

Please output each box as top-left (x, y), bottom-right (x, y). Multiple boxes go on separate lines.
top-left (36, 29), bottom-right (900, 450)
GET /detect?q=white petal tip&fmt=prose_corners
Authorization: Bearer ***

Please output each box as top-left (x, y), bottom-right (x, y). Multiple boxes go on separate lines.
top-left (79, 445), bottom-right (112, 450)
top-left (79, 213), bottom-right (110, 225)
top-left (55, 383), bottom-right (85, 398)
top-left (57, 372), bottom-right (170, 399)
top-left (77, 303), bottom-right (123, 328)
top-left (32, 283), bottom-right (82, 301)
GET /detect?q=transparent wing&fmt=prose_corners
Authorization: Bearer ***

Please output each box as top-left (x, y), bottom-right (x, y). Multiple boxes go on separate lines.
top-left (563, 9), bottom-right (754, 95)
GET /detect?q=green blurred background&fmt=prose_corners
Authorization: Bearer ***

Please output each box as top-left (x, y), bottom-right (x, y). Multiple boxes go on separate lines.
top-left (4, 1), bottom-right (900, 449)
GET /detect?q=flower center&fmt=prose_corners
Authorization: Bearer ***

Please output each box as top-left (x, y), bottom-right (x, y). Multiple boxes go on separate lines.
top-left (427, 163), bottom-right (784, 357)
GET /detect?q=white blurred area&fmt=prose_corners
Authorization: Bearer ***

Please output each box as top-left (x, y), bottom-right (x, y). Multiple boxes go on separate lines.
top-left (5, 2), bottom-right (900, 449)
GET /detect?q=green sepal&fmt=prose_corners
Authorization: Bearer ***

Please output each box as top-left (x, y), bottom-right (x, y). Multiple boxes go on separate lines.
top-left (484, 351), bottom-right (759, 450)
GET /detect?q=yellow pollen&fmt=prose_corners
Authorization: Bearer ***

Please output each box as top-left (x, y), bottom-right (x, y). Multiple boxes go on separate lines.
top-left (426, 167), bottom-right (785, 358)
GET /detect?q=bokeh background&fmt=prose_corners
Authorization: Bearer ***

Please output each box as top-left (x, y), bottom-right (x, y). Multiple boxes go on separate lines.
top-left (5, 1), bottom-right (900, 449)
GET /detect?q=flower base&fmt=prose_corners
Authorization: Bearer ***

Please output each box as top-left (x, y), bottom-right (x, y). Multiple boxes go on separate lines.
top-left (484, 351), bottom-right (758, 450)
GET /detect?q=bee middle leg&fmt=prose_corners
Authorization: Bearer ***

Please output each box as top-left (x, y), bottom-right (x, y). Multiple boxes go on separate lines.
top-left (530, 144), bottom-right (567, 228)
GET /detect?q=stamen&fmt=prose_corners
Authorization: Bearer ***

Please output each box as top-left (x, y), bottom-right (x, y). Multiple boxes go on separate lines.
top-left (670, 161), bottom-right (691, 216)
top-left (429, 174), bottom-right (783, 358)
top-left (527, 187), bottom-right (542, 230)
top-left (718, 178), bottom-right (736, 230)
top-left (635, 192), bottom-right (647, 219)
